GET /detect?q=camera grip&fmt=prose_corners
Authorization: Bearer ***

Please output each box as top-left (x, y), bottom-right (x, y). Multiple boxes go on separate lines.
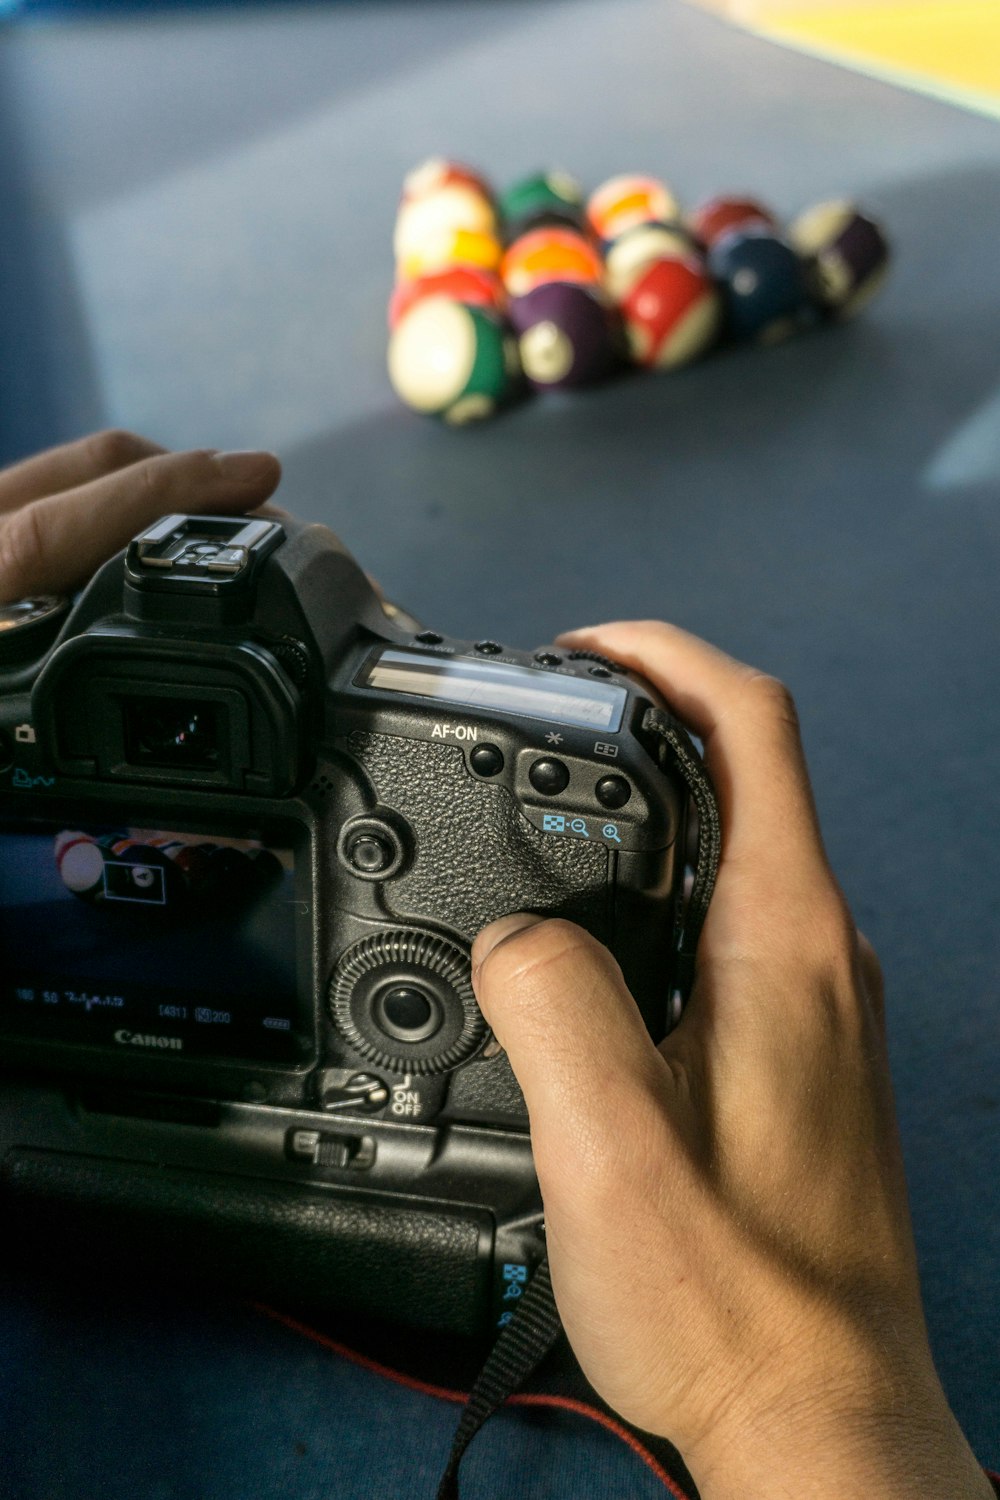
top-left (3, 1147), bottom-right (492, 1335)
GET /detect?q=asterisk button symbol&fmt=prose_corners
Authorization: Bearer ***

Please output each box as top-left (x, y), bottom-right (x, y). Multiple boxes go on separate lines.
top-left (545, 732), bottom-right (563, 745)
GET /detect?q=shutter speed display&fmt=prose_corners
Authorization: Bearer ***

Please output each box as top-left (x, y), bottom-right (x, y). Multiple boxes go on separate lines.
top-left (362, 650), bottom-right (627, 731)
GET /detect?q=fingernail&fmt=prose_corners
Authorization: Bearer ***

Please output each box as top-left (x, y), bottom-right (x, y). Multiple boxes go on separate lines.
top-left (213, 450), bottom-right (279, 483)
top-left (472, 912), bottom-right (545, 983)
top-left (554, 627), bottom-right (596, 644)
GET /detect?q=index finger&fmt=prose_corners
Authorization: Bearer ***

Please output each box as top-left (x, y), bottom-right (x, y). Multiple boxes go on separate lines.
top-left (557, 619), bottom-right (831, 892)
top-left (0, 447), bottom-right (281, 604)
top-left (0, 430), bottom-right (166, 515)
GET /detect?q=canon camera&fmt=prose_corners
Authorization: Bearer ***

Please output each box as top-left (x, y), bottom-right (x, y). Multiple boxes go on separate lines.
top-left (0, 515), bottom-right (712, 1335)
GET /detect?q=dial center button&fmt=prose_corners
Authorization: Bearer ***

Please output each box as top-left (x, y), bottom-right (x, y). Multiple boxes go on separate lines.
top-left (529, 757), bottom-right (570, 795)
top-left (596, 774), bottom-right (631, 810)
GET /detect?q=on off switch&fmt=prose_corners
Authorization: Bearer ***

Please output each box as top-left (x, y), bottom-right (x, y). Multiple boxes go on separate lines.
top-left (529, 757), bottom-right (570, 795)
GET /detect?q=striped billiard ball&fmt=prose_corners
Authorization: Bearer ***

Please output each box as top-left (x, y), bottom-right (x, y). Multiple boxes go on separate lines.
top-left (388, 296), bottom-right (520, 423)
top-left (501, 227), bottom-right (603, 298)
top-left (619, 255), bottom-right (722, 369)
top-left (791, 200), bottom-right (890, 319)
top-left (587, 174), bottom-right (680, 243)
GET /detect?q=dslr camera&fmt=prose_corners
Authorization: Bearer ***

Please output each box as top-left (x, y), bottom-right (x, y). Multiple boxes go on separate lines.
top-left (0, 515), bottom-right (708, 1335)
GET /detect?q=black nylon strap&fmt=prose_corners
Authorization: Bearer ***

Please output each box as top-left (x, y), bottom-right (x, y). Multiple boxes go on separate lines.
top-left (640, 706), bottom-right (721, 995)
top-left (435, 1257), bottom-right (562, 1500)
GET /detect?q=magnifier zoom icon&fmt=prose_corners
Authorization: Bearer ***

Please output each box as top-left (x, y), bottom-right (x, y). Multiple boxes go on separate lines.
top-left (602, 824), bottom-right (622, 843)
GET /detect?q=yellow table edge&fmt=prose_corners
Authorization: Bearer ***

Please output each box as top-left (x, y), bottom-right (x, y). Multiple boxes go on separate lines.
top-left (682, 3), bottom-right (1000, 124)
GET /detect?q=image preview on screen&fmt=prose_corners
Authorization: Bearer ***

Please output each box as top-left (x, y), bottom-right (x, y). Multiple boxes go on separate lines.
top-left (0, 822), bottom-right (306, 1063)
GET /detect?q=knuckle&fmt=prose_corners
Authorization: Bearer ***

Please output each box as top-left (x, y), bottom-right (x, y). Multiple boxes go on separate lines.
top-left (742, 671), bottom-right (800, 731)
top-left (0, 505), bottom-right (45, 598)
top-left (480, 918), bottom-right (606, 999)
top-left (86, 428), bottom-right (149, 472)
top-left (794, 892), bottom-right (861, 993)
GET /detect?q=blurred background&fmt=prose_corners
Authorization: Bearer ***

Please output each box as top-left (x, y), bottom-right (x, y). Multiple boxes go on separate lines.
top-left (1, 0), bottom-right (998, 1486)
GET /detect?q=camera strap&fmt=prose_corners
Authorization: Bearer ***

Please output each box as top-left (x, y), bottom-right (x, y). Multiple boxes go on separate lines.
top-left (435, 1258), bottom-right (562, 1500)
top-left (436, 715), bottom-right (721, 1499)
top-left (640, 706), bottom-right (721, 995)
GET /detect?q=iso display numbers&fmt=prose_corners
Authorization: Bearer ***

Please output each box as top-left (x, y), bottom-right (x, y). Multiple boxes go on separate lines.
top-left (0, 512), bottom-right (717, 1337)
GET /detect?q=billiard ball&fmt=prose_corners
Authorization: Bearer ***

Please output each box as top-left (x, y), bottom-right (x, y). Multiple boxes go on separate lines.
top-left (397, 226), bottom-right (502, 282)
top-left (508, 282), bottom-right (619, 389)
top-left (55, 830), bottom-right (105, 900)
top-left (499, 170), bottom-right (586, 240)
top-left (501, 227), bottom-right (603, 297)
top-left (603, 220), bottom-right (705, 300)
top-left (791, 200), bottom-right (890, 318)
top-left (707, 229), bottom-right (810, 343)
top-left (687, 195), bottom-right (779, 249)
top-left (388, 295), bottom-right (520, 422)
top-left (587, 174), bottom-right (680, 243)
top-left (400, 157), bottom-right (494, 208)
top-left (388, 267), bottom-right (503, 330)
top-left (619, 255), bottom-right (722, 369)
top-left (394, 185), bottom-right (497, 264)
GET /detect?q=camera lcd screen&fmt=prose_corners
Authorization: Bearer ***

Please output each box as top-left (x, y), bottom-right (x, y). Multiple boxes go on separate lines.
top-left (0, 820), bottom-right (308, 1065)
top-left (363, 649), bottom-right (627, 731)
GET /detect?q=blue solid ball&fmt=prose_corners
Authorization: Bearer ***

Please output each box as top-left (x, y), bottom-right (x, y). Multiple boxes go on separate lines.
top-left (708, 228), bottom-right (810, 343)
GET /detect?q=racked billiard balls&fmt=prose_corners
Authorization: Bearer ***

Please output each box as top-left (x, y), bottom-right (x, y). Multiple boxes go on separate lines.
top-left (619, 255), bottom-right (722, 369)
top-left (790, 200), bottom-right (890, 319)
top-left (388, 295), bottom-right (520, 423)
top-left (508, 281), bottom-right (619, 389)
top-left (707, 229), bottom-right (810, 344)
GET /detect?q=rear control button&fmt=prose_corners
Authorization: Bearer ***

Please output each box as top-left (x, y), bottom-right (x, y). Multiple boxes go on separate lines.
top-left (596, 774), bottom-right (632, 810)
top-left (415, 630), bottom-right (443, 645)
top-left (475, 640), bottom-right (503, 655)
top-left (337, 816), bottom-right (407, 881)
top-left (347, 833), bottom-right (394, 874)
top-left (529, 757), bottom-right (570, 795)
top-left (535, 651), bottom-right (562, 666)
top-left (589, 664), bottom-right (612, 678)
top-left (470, 743), bottom-right (504, 777)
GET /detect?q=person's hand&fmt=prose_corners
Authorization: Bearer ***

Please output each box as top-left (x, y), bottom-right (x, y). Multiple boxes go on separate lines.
top-left (472, 620), bottom-right (991, 1500)
top-left (0, 430), bottom-right (281, 604)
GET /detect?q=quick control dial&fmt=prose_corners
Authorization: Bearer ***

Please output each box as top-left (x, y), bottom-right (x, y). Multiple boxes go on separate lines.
top-left (328, 928), bottom-right (488, 1075)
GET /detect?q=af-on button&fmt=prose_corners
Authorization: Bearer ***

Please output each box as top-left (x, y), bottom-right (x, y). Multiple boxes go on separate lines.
top-left (470, 744), bottom-right (504, 777)
top-left (529, 757), bottom-right (570, 795)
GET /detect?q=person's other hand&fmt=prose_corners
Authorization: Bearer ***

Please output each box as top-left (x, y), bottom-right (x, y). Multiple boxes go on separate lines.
top-left (0, 430), bottom-right (281, 604)
top-left (473, 620), bottom-right (991, 1500)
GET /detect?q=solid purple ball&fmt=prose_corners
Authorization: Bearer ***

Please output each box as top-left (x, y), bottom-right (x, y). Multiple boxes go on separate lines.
top-left (508, 282), bottom-right (619, 389)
